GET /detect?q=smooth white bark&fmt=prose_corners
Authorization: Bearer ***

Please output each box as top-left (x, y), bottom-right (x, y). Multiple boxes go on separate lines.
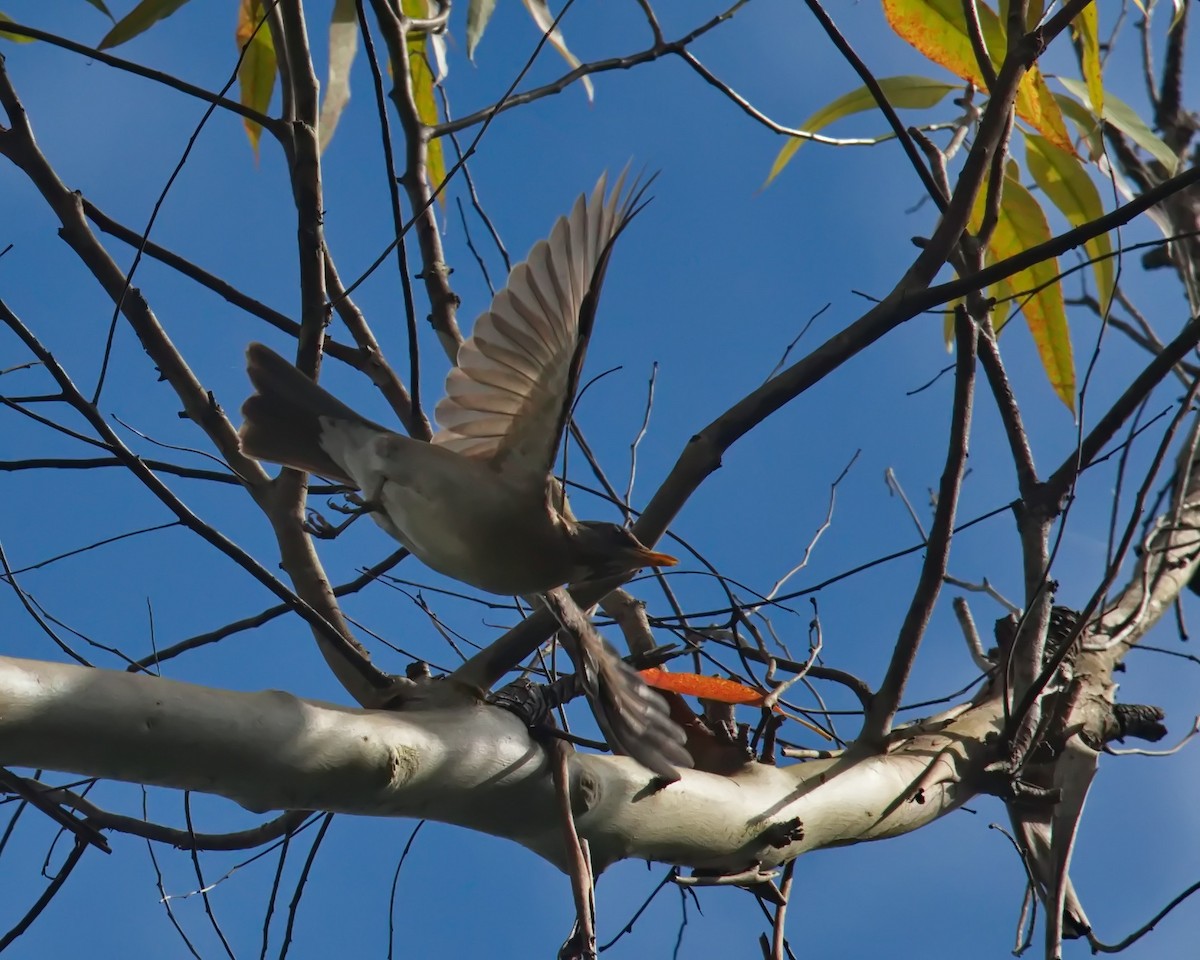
top-left (0, 655), bottom-right (1000, 871)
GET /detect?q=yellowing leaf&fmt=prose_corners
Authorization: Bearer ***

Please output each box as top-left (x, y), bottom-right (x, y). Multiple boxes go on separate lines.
top-left (0, 12), bottom-right (35, 42)
top-left (318, 0), bottom-right (358, 153)
top-left (402, 0), bottom-right (445, 200)
top-left (99, 0), bottom-right (189, 49)
top-left (1058, 77), bottom-right (1179, 173)
top-left (1018, 69), bottom-right (1073, 154)
top-left (969, 162), bottom-right (1074, 408)
top-left (882, 0), bottom-right (1072, 152)
top-left (1026, 134), bottom-right (1113, 316)
top-left (765, 75), bottom-right (958, 187)
top-left (236, 0), bottom-right (276, 158)
top-left (1074, 4), bottom-right (1103, 119)
top-left (883, 0), bottom-right (1000, 86)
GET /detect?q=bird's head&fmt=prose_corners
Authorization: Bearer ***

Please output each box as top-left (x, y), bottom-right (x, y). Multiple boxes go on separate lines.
top-left (569, 521), bottom-right (678, 580)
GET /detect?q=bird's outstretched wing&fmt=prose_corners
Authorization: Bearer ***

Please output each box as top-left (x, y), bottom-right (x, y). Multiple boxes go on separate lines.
top-left (432, 171), bottom-right (652, 492)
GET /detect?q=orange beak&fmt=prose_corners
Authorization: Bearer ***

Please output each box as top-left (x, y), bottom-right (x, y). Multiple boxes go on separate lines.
top-left (636, 548), bottom-right (678, 568)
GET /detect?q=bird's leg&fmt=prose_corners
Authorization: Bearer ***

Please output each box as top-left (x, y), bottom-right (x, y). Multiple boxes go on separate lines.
top-left (304, 492), bottom-right (378, 539)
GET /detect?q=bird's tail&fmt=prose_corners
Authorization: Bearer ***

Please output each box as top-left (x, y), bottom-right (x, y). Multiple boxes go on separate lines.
top-left (239, 343), bottom-right (382, 485)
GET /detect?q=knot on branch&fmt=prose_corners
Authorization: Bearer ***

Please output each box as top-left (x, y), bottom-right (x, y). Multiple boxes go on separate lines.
top-left (488, 675), bottom-right (579, 726)
top-left (758, 817), bottom-right (804, 849)
top-left (1110, 703), bottom-right (1168, 743)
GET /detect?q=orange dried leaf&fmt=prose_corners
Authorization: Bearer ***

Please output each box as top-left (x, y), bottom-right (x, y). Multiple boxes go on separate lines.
top-left (641, 669), bottom-right (836, 741)
top-left (639, 668), bottom-right (766, 706)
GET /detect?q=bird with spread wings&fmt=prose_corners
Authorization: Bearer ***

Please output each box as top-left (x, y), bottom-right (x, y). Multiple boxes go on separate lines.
top-left (239, 172), bottom-right (691, 779)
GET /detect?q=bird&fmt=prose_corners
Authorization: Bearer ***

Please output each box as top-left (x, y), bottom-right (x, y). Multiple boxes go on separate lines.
top-left (238, 173), bottom-right (691, 778)
top-left (238, 173), bottom-right (676, 595)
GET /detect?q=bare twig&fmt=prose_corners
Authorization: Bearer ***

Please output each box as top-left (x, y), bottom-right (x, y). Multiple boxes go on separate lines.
top-left (864, 307), bottom-right (978, 742)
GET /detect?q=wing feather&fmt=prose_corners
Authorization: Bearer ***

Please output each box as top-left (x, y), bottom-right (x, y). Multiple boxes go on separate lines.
top-left (431, 171), bottom-right (651, 491)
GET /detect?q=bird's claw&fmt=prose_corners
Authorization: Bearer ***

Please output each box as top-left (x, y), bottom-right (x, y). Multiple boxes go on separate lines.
top-left (304, 510), bottom-right (341, 539)
top-left (304, 494), bottom-right (380, 539)
top-left (328, 491), bottom-right (374, 516)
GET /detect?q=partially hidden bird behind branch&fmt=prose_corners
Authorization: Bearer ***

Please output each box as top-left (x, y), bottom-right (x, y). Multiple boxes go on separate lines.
top-left (238, 172), bottom-right (692, 779)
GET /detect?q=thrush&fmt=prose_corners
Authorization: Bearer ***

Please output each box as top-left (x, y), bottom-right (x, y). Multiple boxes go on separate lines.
top-left (239, 173), bottom-right (690, 778)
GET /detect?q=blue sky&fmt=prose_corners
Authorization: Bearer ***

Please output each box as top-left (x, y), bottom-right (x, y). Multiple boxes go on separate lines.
top-left (1, 1), bottom-right (1197, 957)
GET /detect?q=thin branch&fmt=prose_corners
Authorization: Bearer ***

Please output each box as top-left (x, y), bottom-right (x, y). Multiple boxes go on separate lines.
top-left (141, 790), bottom-right (202, 959)
top-left (128, 548), bottom-right (408, 670)
top-left (182, 792), bottom-right (237, 960)
top-left (952, 596), bottom-right (994, 672)
top-left (386, 821), bottom-right (426, 960)
top-left (1043, 312), bottom-right (1200, 504)
top-left (552, 739), bottom-right (596, 958)
top-left (1104, 715), bottom-right (1200, 757)
top-left (976, 321), bottom-right (1039, 497)
top-left (431, 4), bottom-right (750, 141)
top-left (864, 308), bottom-right (978, 741)
top-left (278, 813), bottom-right (334, 960)
top-left (800, 0), bottom-right (944, 209)
top-left (82, 198), bottom-right (371, 369)
top-left (20, 780), bottom-right (309, 850)
top-left (962, 0), bottom-right (998, 89)
top-left (1088, 879), bottom-right (1200, 953)
top-left (0, 836), bottom-right (88, 952)
top-left (0, 769), bottom-right (109, 853)
top-left (356, 0), bottom-right (429, 432)
top-left (91, 5), bottom-right (270, 405)
top-left (0, 456), bottom-right (269, 487)
top-left (0, 20), bottom-right (279, 132)
top-left (366, 0), bottom-right (464, 358)
top-left (0, 301), bottom-right (390, 694)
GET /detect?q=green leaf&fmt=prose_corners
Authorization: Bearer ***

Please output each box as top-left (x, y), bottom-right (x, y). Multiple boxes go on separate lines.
top-left (99, 0), bottom-right (190, 49)
top-left (402, 0), bottom-right (445, 200)
top-left (1058, 77), bottom-right (1179, 173)
top-left (0, 12), bottom-right (36, 42)
top-left (521, 0), bottom-right (592, 102)
top-left (1074, 4), bottom-right (1102, 119)
top-left (765, 75), bottom-right (958, 187)
top-left (466, 0), bottom-right (497, 60)
top-left (1052, 92), bottom-right (1103, 159)
top-left (236, 0), bottom-right (276, 158)
top-left (1025, 133), bottom-right (1113, 316)
top-left (83, 0), bottom-right (116, 21)
top-left (318, 0), bottom-right (358, 153)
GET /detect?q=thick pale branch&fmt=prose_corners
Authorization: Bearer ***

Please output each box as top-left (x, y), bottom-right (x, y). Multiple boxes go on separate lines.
top-left (0, 656), bottom-right (1001, 874)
